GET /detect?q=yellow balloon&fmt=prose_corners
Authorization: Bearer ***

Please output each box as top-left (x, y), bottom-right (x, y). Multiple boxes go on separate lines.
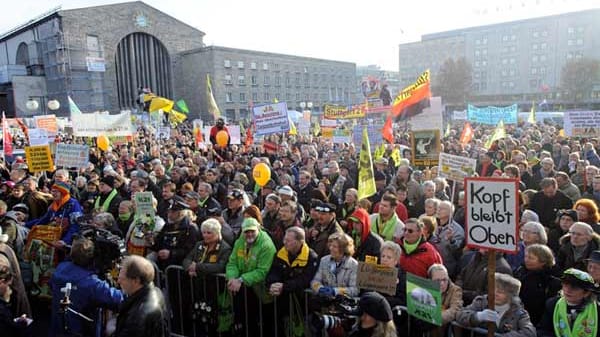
top-left (97, 134), bottom-right (110, 152)
top-left (216, 130), bottom-right (229, 147)
top-left (253, 163), bottom-right (271, 187)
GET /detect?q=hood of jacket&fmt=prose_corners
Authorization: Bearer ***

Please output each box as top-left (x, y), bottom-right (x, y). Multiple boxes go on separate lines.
top-left (349, 208), bottom-right (371, 243)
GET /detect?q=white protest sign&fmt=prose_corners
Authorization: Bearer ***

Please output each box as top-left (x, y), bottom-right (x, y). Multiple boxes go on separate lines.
top-left (28, 128), bottom-right (48, 146)
top-left (409, 96), bottom-right (443, 134)
top-left (72, 112), bottom-right (134, 137)
top-left (465, 177), bottom-right (519, 253)
top-left (563, 111), bottom-right (600, 137)
top-left (229, 125), bottom-right (241, 145)
top-left (55, 144), bottom-right (90, 168)
top-left (253, 102), bottom-right (290, 136)
top-left (438, 153), bottom-right (477, 182)
top-left (134, 191), bottom-right (155, 220)
top-left (158, 127), bottom-right (171, 140)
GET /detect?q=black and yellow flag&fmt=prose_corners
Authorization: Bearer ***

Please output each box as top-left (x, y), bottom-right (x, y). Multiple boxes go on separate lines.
top-left (357, 127), bottom-right (376, 200)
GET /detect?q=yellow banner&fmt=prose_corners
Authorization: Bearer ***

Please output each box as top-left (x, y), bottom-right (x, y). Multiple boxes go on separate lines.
top-left (323, 104), bottom-right (366, 120)
top-left (25, 145), bottom-right (54, 172)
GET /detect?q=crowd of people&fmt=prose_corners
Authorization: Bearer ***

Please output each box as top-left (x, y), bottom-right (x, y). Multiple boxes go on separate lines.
top-left (0, 116), bottom-right (599, 337)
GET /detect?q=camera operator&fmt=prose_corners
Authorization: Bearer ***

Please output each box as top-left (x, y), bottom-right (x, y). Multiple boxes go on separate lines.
top-left (349, 292), bottom-right (396, 337)
top-left (49, 237), bottom-right (124, 337)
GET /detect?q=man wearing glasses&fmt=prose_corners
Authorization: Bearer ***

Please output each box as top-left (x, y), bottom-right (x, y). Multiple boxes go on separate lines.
top-left (398, 218), bottom-right (443, 278)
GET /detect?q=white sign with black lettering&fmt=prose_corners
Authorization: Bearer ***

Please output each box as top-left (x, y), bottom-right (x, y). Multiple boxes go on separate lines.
top-left (465, 177), bottom-right (519, 253)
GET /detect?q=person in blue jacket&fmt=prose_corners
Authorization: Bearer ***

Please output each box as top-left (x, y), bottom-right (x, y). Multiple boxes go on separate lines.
top-left (49, 237), bottom-right (124, 337)
top-left (26, 181), bottom-right (83, 247)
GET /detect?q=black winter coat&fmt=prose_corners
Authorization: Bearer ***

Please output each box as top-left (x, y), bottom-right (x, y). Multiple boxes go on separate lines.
top-left (513, 265), bottom-right (561, 325)
top-left (113, 285), bottom-right (169, 337)
top-left (266, 244), bottom-right (319, 294)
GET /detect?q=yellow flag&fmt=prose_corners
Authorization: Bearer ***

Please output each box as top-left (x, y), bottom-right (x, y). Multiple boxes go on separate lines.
top-left (528, 101), bottom-right (536, 124)
top-left (374, 143), bottom-right (385, 160)
top-left (391, 148), bottom-right (402, 167)
top-left (206, 74), bottom-right (221, 119)
top-left (288, 117), bottom-right (297, 135)
top-left (444, 123), bottom-right (451, 137)
top-left (357, 127), bottom-right (376, 201)
top-left (149, 97), bottom-right (173, 112)
top-left (314, 122), bottom-right (321, 136)
top-left (168, 110), bottom-right (187, 127)
top-left (484, 119), bottom-right (506, 149)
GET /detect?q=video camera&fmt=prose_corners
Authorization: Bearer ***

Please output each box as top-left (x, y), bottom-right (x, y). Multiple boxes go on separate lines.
top-left (79, 224), bottom-right (127, 276)
top-left (310, 295), bottom-right (360, 333)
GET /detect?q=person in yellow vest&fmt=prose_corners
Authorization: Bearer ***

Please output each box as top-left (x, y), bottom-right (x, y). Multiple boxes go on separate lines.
top-left (538, 268), bottom-right (600, 337)
top-left (94, 176), bottom-right (123, 221)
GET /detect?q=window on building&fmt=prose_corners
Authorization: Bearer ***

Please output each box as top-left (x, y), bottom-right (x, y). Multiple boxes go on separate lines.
top-left (530, 79), bottom-right (538, 89)
top-left (576, 53), bottom-right (583, 60)
top-left (263, 92), bottom-right (269, 101)
top-left (509, 69), bottom-right (516, 76)
top-left (285, 73), bottom-right (291, 87)
top-left (472, 83), bottom-right (480, 91)
top-left (502, 35), bottom-right (509, 42)
top-left (502, 70), bottom-right (508, 77)
top-left (567, 52), bottom-right (573, 59)
top-left (251, 75), bottom-right (258, 86)
top-left (511, 34), bottom-right (516, 41)
top-left (475, 61), bottom-right (480, 67)
top-left (482, 49), bottom-right (487, 55)
top-left (509, 82), bottom-right (515, 88)
top-left (541, 42), bottom-right (547, 49)
top-left (531, 67), bottom-right (537, 75)
top-left (238, 75), bottom-right (245, 85)
top-left (540, 67), bottom-right (546, 75)
top-left (295, 93), bottom-right (300, 101)
top-left (483, 37), bottom-right (488, 44)
top-left (532, 44), bottom-right (538, 50)
top-left (274, 76), bottom-right (281, 86)
top-left (482, 60), bottom-right (487, 66)
top-left (295, 73), bottom-right (301, 86)
top-left (226, 92), bottom-right (233, 103)
top-left (502, 58), bottom-right (508, 65)
top-left (263, 63), bottom-right (269, 70)
top-left (510, 58), bottom-right (516, 64)
top-left (568, 39), bottom-right (574, 46)
top-left (273, 63), bottom-right (279, 70)
top-left (286, 93), bottom-right (292, 101)
top-left (224, 60), bottom-right (231, 68)
top-left (510, 46), bottom-right (516, 52)
top-left (225, 74), bottom-right (232, 85)
top-left (576, 38), bottom-right (583, 45)
top-left (264, 75), bottom-right (270, 86)
top-left (240, 93), bottom-right (246, 102)
top-left (250, 62), bottom-right (257, 70)
top-left (476, 39), bottom-right (481, 45)
top-left (532, 55), bottom-right (539, 62)
top-left (540, 54), bottom-right (547, 62)
top-left (480, 82), bottom-right (487, 90)
top-left (252, 92), bottom-right (258, 102)
top-left (86, 35), bottom-right (101, 57)
top-left (577, 26), bottom-right (584, 33)
top-left (475, 50), bottom-right (480, 57)
top-left (238, 61), bottom-right (244, 69)
top-left (568, 27), bottom-right (575, 34)
top-left (533, 31), bottom-right (539, 38)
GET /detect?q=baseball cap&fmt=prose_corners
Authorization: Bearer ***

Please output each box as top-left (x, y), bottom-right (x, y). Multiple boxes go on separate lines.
top-left (242, 217), bottom-right (260, 232)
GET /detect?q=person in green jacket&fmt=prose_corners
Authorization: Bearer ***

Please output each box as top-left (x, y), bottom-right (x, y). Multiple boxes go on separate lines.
top-left (225, 217), bottom-right (276, 335)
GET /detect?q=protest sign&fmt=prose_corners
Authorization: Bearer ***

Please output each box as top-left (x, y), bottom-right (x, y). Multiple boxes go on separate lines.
top-left (229, 125), bottom-right (241, 145)
top-left (467, 104), bottom-right (518, 125)
top-left (34, 115), bottom-right (58, 137)
top-left (411, 130), bottom-right (440, 167)
top-left (55, 144), bottom-right (89, 169)
top-left (356, 262), bottom-right (398, 296)
top-left (25, 145), bottom-right (54, 172)
top-left (134, 192), bottom-right (155, 220)
top-left (72, 112), bottom-right (134, 137)
top-left (158, 126), bottom-right (171, 140)
top-left (465, 177), bottom-right (519, 253)
top-left (409, 96), bottom-right (443, 134)
top-left (28, 128), bottom-right (48, 146)
top-left (332, 129), bottom-right (352, 144)
top-left (323, 104), bottom-right (366, 119)
top-left (253, 102), bottom-right (290, 135)
top-left (352, 124), bottom-right (383, 148)
top-left (563, 111), bottom-right (600, 137)
top-left (438, 152), bottom-right (477, 182)
top-left (406, 273), bottom-right (442, 326)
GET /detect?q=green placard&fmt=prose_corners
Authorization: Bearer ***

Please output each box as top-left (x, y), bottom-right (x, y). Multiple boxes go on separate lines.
top-left (406, 273), bottom-right (442, 326)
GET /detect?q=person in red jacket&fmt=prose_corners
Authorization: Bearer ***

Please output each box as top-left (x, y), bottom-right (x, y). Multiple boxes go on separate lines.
top-left (399, 218), bottom-right (443, 278)
top-left (209, 118), bottom-right (230, 147)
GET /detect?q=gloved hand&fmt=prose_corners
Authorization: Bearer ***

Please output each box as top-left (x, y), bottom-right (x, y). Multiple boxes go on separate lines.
top-left (475, 309), bottom-right (499, 323)
top-left (318, 286), bottom-right (336, 297)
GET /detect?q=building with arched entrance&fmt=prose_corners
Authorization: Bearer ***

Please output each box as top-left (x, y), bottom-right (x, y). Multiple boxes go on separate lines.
top-left (0, 1), bottom-right (204, 117)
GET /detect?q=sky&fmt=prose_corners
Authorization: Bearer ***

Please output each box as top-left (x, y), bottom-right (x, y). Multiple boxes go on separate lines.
top-left (1, 0), bottom-right (599, 71)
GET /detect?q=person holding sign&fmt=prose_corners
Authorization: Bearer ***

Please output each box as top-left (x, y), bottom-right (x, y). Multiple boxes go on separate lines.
top-left (456, 273), bottom-right (536, 337)
top-left (537, 268), bottom-right (600, 337)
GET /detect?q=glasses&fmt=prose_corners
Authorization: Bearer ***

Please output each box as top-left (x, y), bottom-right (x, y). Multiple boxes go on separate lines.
top-left (314, 206), bottom-right (332, 212)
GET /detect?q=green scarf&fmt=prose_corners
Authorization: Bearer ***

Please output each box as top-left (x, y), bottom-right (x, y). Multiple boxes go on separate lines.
top-left (553, 297), bottom-right (598, 337)
top-left (374, 213), bottom-right (399, 241)
top-left (94, 188), bottom-right (118, 213)
top-left (403, 239), bottom-right (420, 255)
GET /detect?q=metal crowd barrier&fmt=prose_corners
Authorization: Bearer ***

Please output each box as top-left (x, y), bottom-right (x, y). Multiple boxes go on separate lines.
top-left (162, 265), bottom-right (501, 337)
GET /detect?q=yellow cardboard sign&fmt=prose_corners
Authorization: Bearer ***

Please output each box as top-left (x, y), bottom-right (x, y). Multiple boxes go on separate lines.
top-left (25, 145), bottom-right (54, 173)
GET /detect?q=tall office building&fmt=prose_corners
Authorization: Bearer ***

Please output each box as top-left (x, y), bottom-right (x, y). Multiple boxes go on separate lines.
top-left (399, 9), bottom-right (600, 107)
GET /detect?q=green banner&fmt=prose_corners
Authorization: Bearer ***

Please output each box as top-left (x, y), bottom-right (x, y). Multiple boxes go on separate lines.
top-left (406, 273), bottom-right (442, 326)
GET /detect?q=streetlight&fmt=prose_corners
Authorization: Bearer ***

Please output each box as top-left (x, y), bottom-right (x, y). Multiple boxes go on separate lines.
top-left (25, 98), bottom-right (39, 111)
top-left (47, 99), bottom-right (60, 113)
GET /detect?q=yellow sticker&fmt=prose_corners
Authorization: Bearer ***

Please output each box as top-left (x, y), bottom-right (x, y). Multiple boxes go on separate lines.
top-left (209, 255), bottom-right (217, 263)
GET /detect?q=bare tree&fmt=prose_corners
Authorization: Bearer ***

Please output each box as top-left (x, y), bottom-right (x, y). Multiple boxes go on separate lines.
top-left (433, 57), bottom-right (472, 104)
top-left (560, 58), bottom-right (600, 103)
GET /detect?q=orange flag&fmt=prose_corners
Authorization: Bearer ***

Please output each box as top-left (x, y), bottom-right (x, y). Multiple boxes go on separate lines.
top-left (382, 116), bottom-right (394, 143)
top-left (459, 122), bottom-right (474, 144)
